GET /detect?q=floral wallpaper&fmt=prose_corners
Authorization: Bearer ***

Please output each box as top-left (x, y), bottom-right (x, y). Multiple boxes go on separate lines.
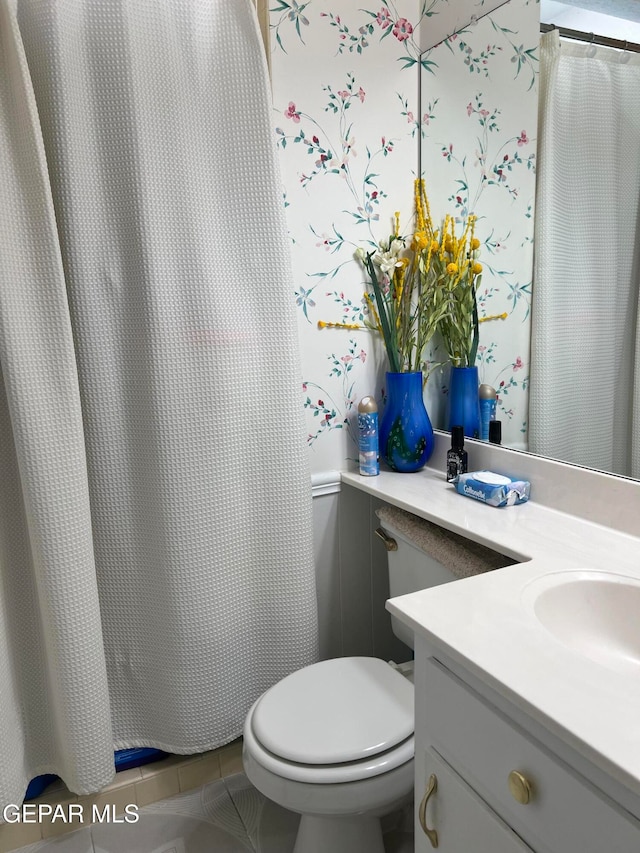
top-left (268, 0), bottom-right (539, 474)
top-left (420, 0), bottom-right (539, 449)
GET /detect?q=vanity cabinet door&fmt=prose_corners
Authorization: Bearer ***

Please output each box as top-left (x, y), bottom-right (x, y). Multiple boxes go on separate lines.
top-left (417, 748), bottom-right (534, 853)
top-left (421, 657), bottom-right (640, 853)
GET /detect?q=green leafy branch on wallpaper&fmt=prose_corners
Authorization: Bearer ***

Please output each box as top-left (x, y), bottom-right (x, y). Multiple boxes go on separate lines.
top-left (284, 89), bottom-right (430, 330)
top-left (439, 94), bottom-right (535, 218)
top-left (488, 18), bottom-right (539, 91)
top-left (275, 73), bottom-right (394, 235)
top-left (435, 16), bottom-right (538, 89)
top-left (441, 29), bottom-right (503, 77)
top-left (270, 1), bottom-right (311, 53)
top-left (295, 285), bottom-right (317, 323)
top-left (474, 252), bottom-right (532, 322)
top-left (396, 92), bottom-right (424, 139)
top-left (321, 10), bottom-right (372, 55)
top-left (505, 278), bottom-right (532, 320)
top-left (302, 339), bottom-right (365, 446)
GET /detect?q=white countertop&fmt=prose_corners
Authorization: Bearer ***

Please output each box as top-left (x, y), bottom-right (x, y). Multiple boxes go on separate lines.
top-left (341, 462), bottom-right (640, 802)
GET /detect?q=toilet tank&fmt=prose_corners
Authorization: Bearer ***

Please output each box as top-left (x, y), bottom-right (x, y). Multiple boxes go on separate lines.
top-left (380, 517), bottom-right (457, 650)
top-left (377, 506), bottom-right (515, 650)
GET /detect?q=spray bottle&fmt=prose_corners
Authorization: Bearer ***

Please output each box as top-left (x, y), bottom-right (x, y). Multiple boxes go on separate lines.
top-left (479, 384), bottom-right (497, 441)
top-left (358, 396), bottom-right (379, 476)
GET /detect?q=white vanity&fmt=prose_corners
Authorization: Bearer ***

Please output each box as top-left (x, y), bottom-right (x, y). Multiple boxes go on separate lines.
top-left (342, 434), bottom-right (640, 853)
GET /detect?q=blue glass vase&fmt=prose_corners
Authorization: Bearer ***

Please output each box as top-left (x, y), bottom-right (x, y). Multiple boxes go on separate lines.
top-left (448, 366), bottom-right (480, 439)
top-left (379, 372), bottom-right (434, 473)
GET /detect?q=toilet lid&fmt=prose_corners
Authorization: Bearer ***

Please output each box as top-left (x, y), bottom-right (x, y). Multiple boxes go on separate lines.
top-left (251, 657), bottom-right (414, 765)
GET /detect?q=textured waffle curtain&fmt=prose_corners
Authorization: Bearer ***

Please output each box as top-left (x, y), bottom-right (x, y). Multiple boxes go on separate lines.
top-left (530, 31), bottom-right (640, 477)
top-left (0, 0), bottom-right (318, 808)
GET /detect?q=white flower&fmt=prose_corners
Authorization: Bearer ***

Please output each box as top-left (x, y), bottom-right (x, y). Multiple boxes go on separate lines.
top-left (354, 246), bottom-right (367, 262)
top-left (373, 239), bottom-right (404, 275)
top-left (373, 251), bottom-right (401, 275)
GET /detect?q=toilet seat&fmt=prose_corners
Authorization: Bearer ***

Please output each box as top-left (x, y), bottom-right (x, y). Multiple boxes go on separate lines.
top-left (245, 656), bottom-right (415, 784)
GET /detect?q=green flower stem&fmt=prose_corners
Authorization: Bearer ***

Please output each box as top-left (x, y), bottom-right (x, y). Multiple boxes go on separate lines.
top-left (364, 252), bottom-right (401, 373)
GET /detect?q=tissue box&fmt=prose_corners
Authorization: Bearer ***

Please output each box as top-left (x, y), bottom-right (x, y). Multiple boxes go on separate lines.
top-left (453, 471), bottom-right (530, 507)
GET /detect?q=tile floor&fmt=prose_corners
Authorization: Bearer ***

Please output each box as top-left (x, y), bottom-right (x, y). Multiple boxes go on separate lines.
top-left (0, 742), bottom-right (245, 852)
top-left (10, 772), bottom-right (414, 853)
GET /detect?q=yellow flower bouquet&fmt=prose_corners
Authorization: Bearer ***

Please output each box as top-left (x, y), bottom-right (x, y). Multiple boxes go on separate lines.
top-left (356, 179), bottom-right (483, 374)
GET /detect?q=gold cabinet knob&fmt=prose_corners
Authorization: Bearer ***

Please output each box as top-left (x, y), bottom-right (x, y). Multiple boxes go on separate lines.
top-left (508, 770), bottom-right (533, 804)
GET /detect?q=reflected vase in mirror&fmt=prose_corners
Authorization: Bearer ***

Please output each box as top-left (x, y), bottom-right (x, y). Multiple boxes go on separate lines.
top-left (449, 366), bottom-right (481, 439)
top-left (379, 371), bottom-right (435, 472)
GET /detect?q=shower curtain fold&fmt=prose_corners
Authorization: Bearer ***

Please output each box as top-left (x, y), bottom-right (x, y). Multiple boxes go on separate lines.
top-left (0, 0), bottom-right (318, 810)
top-left (530, 31), bottom-right (640, 477)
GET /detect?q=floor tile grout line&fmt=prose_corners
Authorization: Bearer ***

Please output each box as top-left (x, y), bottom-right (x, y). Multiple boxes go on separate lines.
top-left (221, 775), bottom-right (258, 853)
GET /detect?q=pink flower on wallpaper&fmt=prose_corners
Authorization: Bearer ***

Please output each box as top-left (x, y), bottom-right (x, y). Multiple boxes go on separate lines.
top-left (393, 18), bottom-right (413, 41)
top-left (338, 90), bottom-right (350, 100)
top-left (376, 7), bottom-right (392, 28)
top-left (285, 102), bottom-right (301, 123)
top-left (517, 130), bottom-right (529, 146)
top-left (513, 357), bottom-right (524, 372)
top-left (358, 87), bottom-right (366, 103)
top-left (381, 137), bottom-right (393, 154)
top-left (406, 111), bottom-right (414, 123)
top-left (358, 349), bottom-right (367, 363)
top-left (467, 102), bottom-right (473, 117)
top-left (341, 354), bottom-right (353, 364)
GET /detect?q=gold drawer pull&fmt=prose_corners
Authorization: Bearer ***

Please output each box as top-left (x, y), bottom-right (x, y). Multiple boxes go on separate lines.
top-left (418, 773), bottom-right (439, 847)
top-left (508, 770), bottom-right (533, 804)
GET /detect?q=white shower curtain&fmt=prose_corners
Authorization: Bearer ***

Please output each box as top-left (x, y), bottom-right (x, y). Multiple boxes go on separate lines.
top-left (530, 31), bottom-right (640, 477)
top-left (0, 0), bottom-right (318, 809)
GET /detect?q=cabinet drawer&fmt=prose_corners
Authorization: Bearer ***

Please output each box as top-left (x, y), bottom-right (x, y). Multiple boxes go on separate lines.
top-left (422, 657), bottom-right (640, 853)
top-left (417, 747), bottom-right (534, 853)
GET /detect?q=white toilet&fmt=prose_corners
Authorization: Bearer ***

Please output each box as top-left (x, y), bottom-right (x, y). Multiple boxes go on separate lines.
top-left (242, 511), bottom-right (462, 853)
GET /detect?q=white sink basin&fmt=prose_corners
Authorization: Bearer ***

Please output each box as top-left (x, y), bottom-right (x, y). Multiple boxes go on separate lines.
top-left (523, 571), bottom-right (640, 675)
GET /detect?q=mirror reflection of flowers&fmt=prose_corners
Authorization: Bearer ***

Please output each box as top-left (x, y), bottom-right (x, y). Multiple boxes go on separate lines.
top-left (433, 206), bottom-right (483, 369)
top-left (351, 179), bottom-right (483, 375)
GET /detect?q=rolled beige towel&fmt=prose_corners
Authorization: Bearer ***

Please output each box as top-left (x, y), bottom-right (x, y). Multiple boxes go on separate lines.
top-left (376, 505), bottom-right (516, 580)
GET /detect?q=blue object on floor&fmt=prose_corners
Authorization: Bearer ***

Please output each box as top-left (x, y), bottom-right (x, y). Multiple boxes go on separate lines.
top-left (114, 747), bottom-right (168, 772)
top-left (24, 774), bottom-right (59, 800)
top-left (24, 748), bottom-right (169, 802)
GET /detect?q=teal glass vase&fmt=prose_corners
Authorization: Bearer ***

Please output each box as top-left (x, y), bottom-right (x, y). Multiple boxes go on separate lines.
top-left (448, 365), bottom-right (481, 439)
top-left (379, 372), bottom-right (434, 472)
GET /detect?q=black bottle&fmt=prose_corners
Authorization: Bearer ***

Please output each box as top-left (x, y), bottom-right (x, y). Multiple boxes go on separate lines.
top-left (489, 420), bottom-right (502, 445)
top-left (447, 425), bottom-right (468, 482)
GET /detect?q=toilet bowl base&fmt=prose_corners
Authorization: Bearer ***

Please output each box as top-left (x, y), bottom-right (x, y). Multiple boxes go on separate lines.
top-left (293, 813), bottom-right (385, 853)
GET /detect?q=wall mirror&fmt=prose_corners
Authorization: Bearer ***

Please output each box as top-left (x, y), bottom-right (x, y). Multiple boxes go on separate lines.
top-left (419, 0), bottom-right (640, 481)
